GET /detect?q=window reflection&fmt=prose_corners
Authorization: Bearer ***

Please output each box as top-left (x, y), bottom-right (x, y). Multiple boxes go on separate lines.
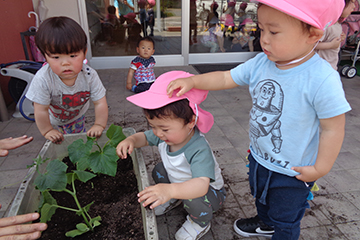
top-left (86, 0), bottom-right (182, 57)
top-left (190, 0), bottom-right (260, 53)
top-left (85, 0), bottom-right (260, 57)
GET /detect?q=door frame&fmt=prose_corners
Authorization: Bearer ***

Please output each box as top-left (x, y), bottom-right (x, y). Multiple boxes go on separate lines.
top-left (77, 0), bottom-right (257, 69)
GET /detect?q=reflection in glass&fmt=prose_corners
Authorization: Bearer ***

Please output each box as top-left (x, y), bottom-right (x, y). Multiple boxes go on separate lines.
top-left (190, 0), bottom-right (261, 54)
top-left (85, 0), bottom-right (182, 57)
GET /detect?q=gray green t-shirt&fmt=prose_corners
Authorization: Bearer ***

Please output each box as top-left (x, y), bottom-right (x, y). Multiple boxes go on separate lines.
top-left (144, 128), bottom-right (224, 190)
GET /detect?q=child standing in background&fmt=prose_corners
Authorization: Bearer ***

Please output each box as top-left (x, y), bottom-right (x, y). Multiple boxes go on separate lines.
top-left (126, 36), bottom-right (156, 93)
top-left (26, 16), bottom-right (108, 144)
top-left (118, 71), bottom-right (226, 240)
top-left (167, 1), bottom-right (351, 239)
top-left (147, 0), bottom-right (155, 36)
top-left (138, 0), bottom-right (148, 37)
top-left (315, 0), bottom-right (356, 69)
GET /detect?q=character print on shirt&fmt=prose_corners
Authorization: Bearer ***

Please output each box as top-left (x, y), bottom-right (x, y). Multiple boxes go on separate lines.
top-left (249, 80), bottom-right (283, 157)
top-left (50, 91), bottom-right (90, 122)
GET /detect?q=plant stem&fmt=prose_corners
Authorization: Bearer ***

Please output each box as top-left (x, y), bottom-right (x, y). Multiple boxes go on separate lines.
top-left (70, 173), bottom-right (93, 231)
top-left (55, 205), bottom-right (79, 212)
top-left (95, 141), bottom-right (102, 152)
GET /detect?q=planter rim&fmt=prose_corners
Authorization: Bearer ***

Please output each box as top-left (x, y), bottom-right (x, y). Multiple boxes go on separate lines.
top-left (6, 127), bottom-right (158, 240)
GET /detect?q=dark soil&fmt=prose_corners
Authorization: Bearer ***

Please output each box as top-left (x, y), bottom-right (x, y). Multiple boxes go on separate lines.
top-left (38, 156), bottom-right (144, 240)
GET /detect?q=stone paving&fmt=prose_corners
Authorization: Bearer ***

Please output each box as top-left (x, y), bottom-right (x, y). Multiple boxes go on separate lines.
top-left (0, 65), bottom-right (360, 239)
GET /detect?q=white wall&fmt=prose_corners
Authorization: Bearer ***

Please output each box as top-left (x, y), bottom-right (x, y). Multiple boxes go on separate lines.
top-left (32, 0), bottom-right (80, 23)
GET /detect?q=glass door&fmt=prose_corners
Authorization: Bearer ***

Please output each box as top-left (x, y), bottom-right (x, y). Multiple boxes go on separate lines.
top-left (78, 0), bottom-right (259, 69)
top-left (80, 0), bottom-right (185, 69)
top-left (188, 0), bottom-right (259, 64)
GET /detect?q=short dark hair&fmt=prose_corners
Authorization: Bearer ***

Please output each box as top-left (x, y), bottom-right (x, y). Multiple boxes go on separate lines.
top-left (108, 5), bottom-right (116, 14)
top-left (143, 99), bottom-right (194, 125)
top-left (35, 16), bottom-right (87, 56)
top-left (137, 36), bottom-right (155, 48)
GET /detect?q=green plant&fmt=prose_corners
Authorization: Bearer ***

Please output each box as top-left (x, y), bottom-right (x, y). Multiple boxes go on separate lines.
top-left (31, 124), bottom-right (126, 237)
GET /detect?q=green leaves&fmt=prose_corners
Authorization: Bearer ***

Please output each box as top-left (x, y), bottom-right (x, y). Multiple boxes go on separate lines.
top-left (33, 124), bottom-right (125, 237)
top-left (88, 144), bottom-right (118, 176)
top-left (35, 159), bottom-right (68, 192)
top-left (65, 216), bottom-right (102, 237)
top-left (39, 191), bottom-right (58, 223)
top-left (68, 138), bottom-right (93, 171)
top-left (67, 124), bottom-right (125, 176)
top-left (106, 124), bottom-right (127, 147)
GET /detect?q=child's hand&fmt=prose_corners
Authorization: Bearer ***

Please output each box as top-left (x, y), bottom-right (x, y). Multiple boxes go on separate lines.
top-left (0, 135), bottom-right (33, 156)
top-left (116, 138), bottom-right (134, 159)
top-left (0, 203), bottom-right (47, 239)
top-left (291, 165), bottom-right (322, 182)
top-left (126, 82), bottom-right (133, 90)
top-left (330, 37), bottom-right (342, 49)
top-left (87, 124), bottom-right (104, 138)
top-left (137, 184), bottom-right (172, 209)
top-left (340, 32), bottom-right (346, 42)
top-left (44, 129), bottom-right (64, 144)
top-left (166, 77), bottom-right (195, 97)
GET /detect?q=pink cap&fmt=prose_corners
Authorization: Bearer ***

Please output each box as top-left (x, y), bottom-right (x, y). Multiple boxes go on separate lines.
top-left (223, 14), bottom-right (235, 27)
top-left (253, 0), bottom-right (345, 30)
top-left (147, 0), bottom-right (155, 6)
top-left (127, 71), bottom-right (214, 133)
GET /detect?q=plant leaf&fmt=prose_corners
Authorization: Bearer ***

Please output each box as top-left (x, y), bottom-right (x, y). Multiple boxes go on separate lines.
top-left (106, 124), bottom-right (126, 148)
top-left (68, 138), bottom-right (94, 171)
top-left (90, 216), bottom-right (102, 227)
top-left (65, 227), bottom-right (89, 237)
top-left (38, 190), bottom-right (57, 211)
top-left (34, 159), bottom-right (68, 192)
top-left (66, 172), bottom-right (77, 184)
top-left (88, 145), bottom-right (118, 176)
top-left (40, 203), bottom-right (58, 223)
top-left (76, 223), bottom-right (89, 232)
top-left (83, 201), bottom-right (94, 213)
top-left (42, 191), bottom-right (57, 205)
top-left (74, 170), bottom-right (96, 183)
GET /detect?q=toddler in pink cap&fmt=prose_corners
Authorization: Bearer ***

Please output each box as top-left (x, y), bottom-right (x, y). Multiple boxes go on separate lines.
top-left (117, 71), bottom-right (226, 240)
top-left (167, 0), bottom-right (351, 239)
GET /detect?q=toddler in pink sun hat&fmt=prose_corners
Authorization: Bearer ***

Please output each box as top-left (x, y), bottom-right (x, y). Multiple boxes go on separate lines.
top-left (167, 0), bottom-right (351, 239)
top-left (117, 71), bottom-right (225, 240)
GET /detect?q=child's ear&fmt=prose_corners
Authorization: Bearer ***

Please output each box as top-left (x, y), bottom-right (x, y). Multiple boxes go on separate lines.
top-left (307, 27), bottom-right (324, 44)
top-left (188, 115), bottom-right (197, 128)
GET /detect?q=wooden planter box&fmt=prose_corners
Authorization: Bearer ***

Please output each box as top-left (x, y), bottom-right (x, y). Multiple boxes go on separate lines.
top-left (6, 128), bottom-right (158, 240)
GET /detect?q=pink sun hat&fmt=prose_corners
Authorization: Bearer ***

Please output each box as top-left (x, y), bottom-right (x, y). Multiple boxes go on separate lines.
top-left (252, 0), bottom-right (344, 30)
top-left (147, 0), bottom-right (155, 7)
top-left (127, 71), bottom-right (214, 133)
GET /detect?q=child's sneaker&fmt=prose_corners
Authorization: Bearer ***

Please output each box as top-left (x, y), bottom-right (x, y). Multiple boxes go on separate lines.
top-left (233, 215), bottom-right (274, 238)
top-left (154, 199), bottom-right (181, 216)
top-left (175, 215), bottom-right (211, 240)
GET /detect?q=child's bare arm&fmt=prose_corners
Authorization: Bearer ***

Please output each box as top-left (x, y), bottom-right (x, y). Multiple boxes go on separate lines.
top-left (167, 70), bottom-right (237, 97)
top-left (292, 114), bottom-right (345, 182)
top-left (87, 96), bottom-right (108, 138)
top-left (126, 68), bottom-right (135, 90)
top-left (34, 103), bottom-right (64, 144)
top-left (0, 135), bottom-right (33, 156)
top-left (316, 37), bottom-right (341, 50)
top-left (137, 177), bottom-right (210, 209)
top-left (116, 132), bottom-right (148, 158)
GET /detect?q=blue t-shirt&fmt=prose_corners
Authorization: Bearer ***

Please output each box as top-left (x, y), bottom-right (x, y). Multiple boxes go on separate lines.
top-left (230, 53), bottom-right (351, 177)
top-left (115, 0), bottom-right (134, 16)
